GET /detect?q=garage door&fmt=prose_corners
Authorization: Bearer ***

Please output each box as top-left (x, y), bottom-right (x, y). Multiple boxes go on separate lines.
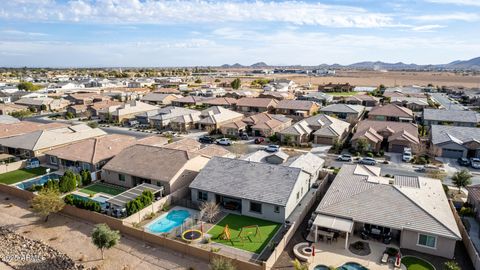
top-left (390, 144), bottom-right (405, 153)
top-left (442, 148), bottom-right (465, 158)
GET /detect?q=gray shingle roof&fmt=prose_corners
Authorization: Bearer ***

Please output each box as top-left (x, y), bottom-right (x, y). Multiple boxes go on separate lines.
top-left (423, 108), bottom-right (480, 123)
top-left (320, 104), bottom-right (365, 114)
top-left (431, 125), bottom-right (480, 145)
top-left (316, 164), bottom-right (461, 239)
top-left (189, 157), bottom-right (302, 206)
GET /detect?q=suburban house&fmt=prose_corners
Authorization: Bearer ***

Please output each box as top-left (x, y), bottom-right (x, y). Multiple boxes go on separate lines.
top-left (201, 97), bottom-right (237, 109)
top-left (219, 112), bottom-right (292, 137)
top-left (102, 145), bottom-right (210, 194)
top-left (311, 164), bottom-right (461, 259)
top-left (351, 120), bottom-right (419, 153)
top-left (320, 104), bottom-right (365, 124)
top-left (196, 106), bottom-right (244, 132)
top-left (0, 103), bottom-right (28, 115)
top-left (368, 104), bottom-right (414, 123)
top-left (44, 134), bottom-right (137, 180)
top-left (423, 108), bottom-right (480, 127)
top-left (235, 97), bottom-right (278, 114)
top-left (318, 83), bottom-right (354, 92)
top-left (0, 115), bottom-right (20, 125)
top-left (465, 185), bottom-right (480, 220)
top-left (0, 124), bottom-right (106, 159)
top-left (153, 88), bottom-right (181, 94)
top-left (89, 100), bottom-right (123, 120)
top-left (275, 100), bottom-right (320, 118)
top-left (14, 97), bottom-right (53, 111)
top-left (134, 109), bottom-right (163, 125)
top-left (297, 92), bottom-right (333, 105)
top-left (141, 93), bottom-right (181, 106)
top-left (430, 125), bottom-right (480, 158)
top-left (171, 96), bottom-right (211, 107)
top-left (278, 114), bottom-right (350, 145)
top-left (111, 100), bottom-right (158, 123)
top-left (148, 106), bottom-right (200, 130)
top-left (0, 122), bottom-right (66, 139)
top-left (189, 157), bottom-right (314, 223)
top-left (66, 104), bottom-right (89, 118)
top-left (344, 95), bottom-right (380, 107)
top-left (66, 93), bottom-right (111, 105)
top-left (259, 91), bottom-right (294, 100)
top-left (390, 96), bottom-right (429, 111)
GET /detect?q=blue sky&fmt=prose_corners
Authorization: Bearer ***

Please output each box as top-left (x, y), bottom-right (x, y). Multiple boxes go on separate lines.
top-left (1, 0), bottom-right (479, 67)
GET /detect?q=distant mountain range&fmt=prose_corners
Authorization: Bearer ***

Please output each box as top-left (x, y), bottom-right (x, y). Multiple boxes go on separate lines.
top-left (220, 57), bottom-right (480, 71)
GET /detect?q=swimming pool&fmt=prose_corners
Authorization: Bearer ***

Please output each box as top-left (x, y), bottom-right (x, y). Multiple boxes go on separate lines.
top-left (314, 265), bottom-right (330, 270)
top-left (16, 173), bottom-right (61, 190)
top-left (146, 209), bottom-right (191, 233)
top-left (337, 262), bottom-right (369, 270)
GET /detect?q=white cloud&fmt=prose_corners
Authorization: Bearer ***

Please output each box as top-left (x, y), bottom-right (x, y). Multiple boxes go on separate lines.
top-left (0, 0), bottom-right (397, 28)
top-left (425, 0), bottom-right (480, 7)
top-left (412, 12), bottom-right (480, 22)
top-left (1, 29), bottom-right (48, 37)
top-left (411, 24), bottom-right (445, 32)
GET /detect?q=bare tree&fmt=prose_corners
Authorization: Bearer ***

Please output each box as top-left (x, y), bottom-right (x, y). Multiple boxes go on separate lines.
top-left (199, 201), bottom-right (220, 223)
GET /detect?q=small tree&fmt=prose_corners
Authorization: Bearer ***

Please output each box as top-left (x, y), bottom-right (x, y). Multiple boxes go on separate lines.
top-left (230, 78), bottom-right (241, 90)
top-left (65, 111), bottom-right (74, 119)
top-left (356, 138), bottom-right (368, 154)
top-left (444, 261), bottom-right (461, 270)
top-left (292, 259), bottom-right (309, 270)
top-left (209, 257), bottom-right (236, 270)
top-left (195, 78), bottom-right (202, 84)
top-left (452, 169), bottom-right (472, 193)
top-left (30, 188), bottom-right (65, 222)
top-left (199, 201), bottom-right (220, 223)
top-left (91, 223), bottom-right (120, 260)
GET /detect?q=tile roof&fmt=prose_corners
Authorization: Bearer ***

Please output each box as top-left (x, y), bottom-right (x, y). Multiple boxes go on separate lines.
top-left (431, 125), bottom-right (480, 145)
top-left (320, 104), bottom-right (365, 114)
top-left (352, 120), bottom-right (419, 144)
top-left (369, 104), bottom-right (413, 118)
top-left (198, 106), bottom-right (244, 125)
top-left (189, 157), bottom-right (303, 206)
top-left (141, 93), bottom-right (180, 102)
top-left (235, 97), bottom-right (278, 108)
top-left (316, 164), bottom-right (461, 239)
top-left (0, 122), bottom-right (67, 139)
top-left (162, 138), bottom-right (202, 152)
top-left (423, 108), bottom-right (480, 123)
top-left (276, 100), bottom-right (318, 111)
top-left (194, 145), bottom-right (233, 158)
top-left (202, 97), bottom-right (237, 106)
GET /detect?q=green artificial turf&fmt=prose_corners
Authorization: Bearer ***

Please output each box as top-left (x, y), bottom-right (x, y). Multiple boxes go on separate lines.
top-left (80, 183), bottom-right (126, 196)
top-left (207, 213), bottom-right (281, 254)
top-left (326, 91), bottom-right (361, 96)
top-left (0, 167), bottom-right (48, 185)
top-left (401, 256), bottom-right (435, 270)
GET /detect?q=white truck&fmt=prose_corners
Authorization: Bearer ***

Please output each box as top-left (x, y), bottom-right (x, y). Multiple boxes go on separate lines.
top-left (402, 148), bottom-right (413, 162)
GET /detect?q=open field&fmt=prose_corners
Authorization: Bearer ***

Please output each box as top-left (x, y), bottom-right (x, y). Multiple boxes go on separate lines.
top-left (0, 167), bottom-right (48, 185)
top-left (202, 70), bottom-right (480, 88)
top-left (79, 183), bottom-right (126, 196)
top-left (207, 214), bottom-right (281, 254)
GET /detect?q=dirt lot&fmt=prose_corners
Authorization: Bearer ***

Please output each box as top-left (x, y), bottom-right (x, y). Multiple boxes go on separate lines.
top-left (203, 70), bottom-right (480, 88)
top-left (0, 192), bottom-right (209, 270)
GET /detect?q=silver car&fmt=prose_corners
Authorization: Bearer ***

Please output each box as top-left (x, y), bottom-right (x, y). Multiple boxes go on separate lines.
top-left (359, 157), bottom-right (377, 165)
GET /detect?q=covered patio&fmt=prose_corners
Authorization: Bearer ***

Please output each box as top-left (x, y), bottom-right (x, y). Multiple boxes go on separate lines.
top-left (308, 214), bottom-right (354, 249)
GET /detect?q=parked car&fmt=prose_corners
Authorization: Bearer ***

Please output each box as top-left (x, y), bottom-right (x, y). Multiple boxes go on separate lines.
top-left (336, 154), bottom-right (352, 162)
top-left (198, 135), bottom-right (215, 144)
top-left (265, 145), bottom-right (280, 152)
top-left (416, 164), bottom-right (446, 173)
top-left (240, 134), bottom-right (249, 140)
top-left (471, 158), bottom-right (480, 169)
top-left (457, 157), bottom-right (470, 166)
top-left (216, 138), bottom-right (232, 146)
top-left (254, 137), bottom-right (265, 144)
top-left (402, 148), bottom-right (413, 162)
top-left (359, 157), bottom-right (377, 165)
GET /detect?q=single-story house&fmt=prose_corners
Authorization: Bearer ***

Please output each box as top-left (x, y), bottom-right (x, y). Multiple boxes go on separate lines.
top-left (320, 104), bottom-right (365, 124)
top-left (430, 125), bottom-right (480, 158)
top-left (0, 103), bottom-right (29, 115)
top-left (368, 104), bottom-right (414, 123)
top-left (219, 112), bottom-right (292, 137)
top-left (66, 104), bottom-right (89, 118)
top-left (259, 91), bottom-right (294, 100)
top-left (171, 96), bottom-right (211, 107)
top-left (235, 97), bottom-right (278, 114)
top-left (44, 134), bottom-right (137, 180)
top-left (0, 124), bottom-right (106, 159)
top-left (111, 100), bottom-right (159, 123)
top-left (66, 93), bottom-right (110, 105)
top-left (344, 95), bottom-right (380, 107)
top-left (390, 96), bottom-right (429, 111)
top-left (278, 114), bottom-right (350, 145)
top-left (423, 108), bottom-right (480, 127)
top-left (88, 100), bottom-right (123, 119)
top-left (148, 106), bottom-right (200, 130)
top-left (189, 157), bottom-right (313, 223)
top-left (311, 164), bottom-right (461, 259)
top-left (102, 144), bottom-right (210, 194)
top-left (351, 120), bottom-right (419, 153)
top-left (0, 122), bottom-right (66, 139)
top-left (202, 97), bottom-right (237, 109)
top-left (275, 100), bottom-right (320, 118)
top-left (318, 83), bottom-right (354, 92)
top-left (297, 92), bottom-right (333, 105)
top-left (141, 93), bottom-right (181, 106)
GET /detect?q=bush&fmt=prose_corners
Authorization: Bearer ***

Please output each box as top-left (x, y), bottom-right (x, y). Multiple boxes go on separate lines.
top-left (459, 207), bottom-right (474, 217)
top-left (268, 134), bottom-right (278, 142)
top-left (366, 152), bottom-right (374, 158)
top-left (126, 190), bottom-right (155, 216)
top-left (379, 149), bottom-right (385, 156)
top-left (80, 170), bottom-right (92, 186)
top-left (64, 194), bottom-right (101, 212)
top-left (59, 170), bottom-right (78, 193)
top-left (354, 152), bottom-right (360, 157)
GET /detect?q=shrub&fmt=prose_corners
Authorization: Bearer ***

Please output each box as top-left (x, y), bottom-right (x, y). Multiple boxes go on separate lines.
top-left (379, 150), bottom-right (385, 156)
top-left (459, 207), bottom-right (474, 217)
top-left (81, 170), bottom-right (92, 186)
top-left (64, 194), bottom-right (101, 212)
top-left (366, 152), bottom-right (374, 158)
top-left (354, 152), bottom-right (360, 157)
top-left (58, 170), bottom-right (79, 193)
top-left (125, 190), bottom-right (155, 216)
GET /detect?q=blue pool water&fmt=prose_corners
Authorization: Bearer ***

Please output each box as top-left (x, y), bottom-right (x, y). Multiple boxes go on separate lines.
top-left (146, 209), bottom-right (191, 233)
top-left (314, 265), bottom-right (330, 270)
top-left (337, 262), bottom-right (369, 270)
top-left (16, 173), bottom-right (61, 190)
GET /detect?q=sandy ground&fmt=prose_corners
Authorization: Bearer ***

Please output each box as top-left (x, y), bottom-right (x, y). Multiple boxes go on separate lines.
top-left (0, 192), bottom-right (209, 270)
top-left (202, 70), bottom-right (480, 88)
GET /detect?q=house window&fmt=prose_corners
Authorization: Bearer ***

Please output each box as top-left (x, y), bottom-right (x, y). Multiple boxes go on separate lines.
top-left (274, 206), bottom-right (280, 213)
top-left (250, 202), bottom-right (262, 213)
top-left (49, 156), bottom-right (58, 165)
top-left (198, 191), bottom-right (208, 201)
top-left (118, 174), bottom-right (125, 182)
top-left (296, 192), bottom-right (300, 201)
top-left (417, 234), bottom-right (436, 249)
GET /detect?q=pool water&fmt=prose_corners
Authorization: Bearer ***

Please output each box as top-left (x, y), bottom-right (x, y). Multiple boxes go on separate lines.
top-left (16, 173), bottom-right (61, 190)
top-left (338, 262), bottom-right (369, 270)
top-left (146, 209), bottom-right (191, 233)
top-left (314, 265), bottom-right (330, 270)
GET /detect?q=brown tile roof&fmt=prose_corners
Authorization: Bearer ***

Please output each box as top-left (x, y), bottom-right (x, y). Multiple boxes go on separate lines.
top-left (235, 97), bottom-right (278, 108)
top-left (194, 145), bottom-right (232, 158)
top-left (103, 145), bottom-right (199, 182)
top-left (162, 138), bottom-right (202, 152)
top-left (136, 136), bottom-right (169, 147)
top-left (352, 120), bottom-right (419, 144)
top-left (90, 100), bottom-right (123, 111)
top-left (0, 121), bottom-right (68, 139)
top-left (202, 97), bottom-right (237, 106)
top-left (173, 96), bottom-right (211, 104)
top-left (369, 104), bottom-right (413, 118)
top-left (276, 100), bottom-right (318, 111)
top-left (154, 88), bottom-right (180, 94)
top-left (44, 134), bottom-right (137, 164)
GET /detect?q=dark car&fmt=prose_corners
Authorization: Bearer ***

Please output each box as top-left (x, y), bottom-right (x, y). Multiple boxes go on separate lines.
top-left (240, 134), bottom-right (249, 140)
top-left (457, 157), bottom-right (470, 166)
top-left (254, 137), bottom-right (265, 144)
top-left (198, 136), bottom-right (215, 144)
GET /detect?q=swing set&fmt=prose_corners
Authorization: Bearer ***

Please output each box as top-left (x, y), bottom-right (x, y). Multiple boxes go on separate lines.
top-left (218, 224), bottom-right (262, 244)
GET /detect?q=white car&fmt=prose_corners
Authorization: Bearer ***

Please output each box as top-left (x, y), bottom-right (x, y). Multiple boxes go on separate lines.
top-left (216, 138), bottom-right (232, 146)
top-left (359, 157), bottom-right (377, 165)
top-left (265, 145), bottom-right (280, 152)
top-left (402, 152), bottom-right (413, 162)
top-left (471, 158), bottom-right (480, 169)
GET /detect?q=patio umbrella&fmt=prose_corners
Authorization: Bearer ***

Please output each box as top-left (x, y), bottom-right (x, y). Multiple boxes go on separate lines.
top-left (312, 246), bottom-right (315, 256)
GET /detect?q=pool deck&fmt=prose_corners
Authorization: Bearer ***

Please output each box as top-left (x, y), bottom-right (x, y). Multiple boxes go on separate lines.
top-left (143, 206), bottom-right (200, 235)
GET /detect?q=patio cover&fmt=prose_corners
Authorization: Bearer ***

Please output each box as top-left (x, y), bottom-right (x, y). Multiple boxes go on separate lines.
top-left (313, 214), bottom-right (353, 233)
top-left (107, 183), bottom-right (164, 209)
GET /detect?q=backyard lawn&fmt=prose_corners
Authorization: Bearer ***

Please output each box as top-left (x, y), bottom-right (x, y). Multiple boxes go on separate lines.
top-left (401, 256), bottom-right (435, 270)
top-left (0, 167), bottom-right (48, 185)
top-left (207, 214), bottom-right (281, 254)
top-left (79, 182), bottom-right (126, 196)
top-left (326, 91), bottom-right (362, 97)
